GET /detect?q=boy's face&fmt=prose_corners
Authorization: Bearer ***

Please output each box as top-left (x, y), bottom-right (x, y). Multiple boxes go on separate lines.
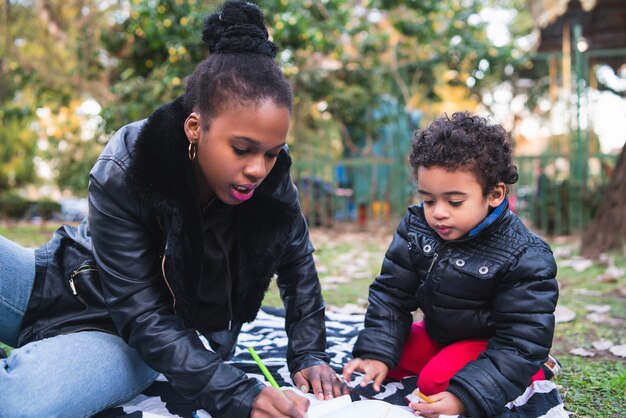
top-left (417, 166), bottom-right (505, 241)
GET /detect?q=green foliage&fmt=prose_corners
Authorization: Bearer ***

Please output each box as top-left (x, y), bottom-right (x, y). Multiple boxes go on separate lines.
top-left (101, 0), bottom-right (219, 128)
top-left (0, 106), bottom-right (37, 190)
top-left (0, 191), bottom-right (30, 219)
top-left (1, 0), bottom-right (539, 194)
top-left (0, 194), bottom-right (60, 221)
top-left (1, 0), bottom-right (112, 105)
top-left (1, 0), bottom-right (113, 194)
top-left (31, 199), bottom-right (61, 220)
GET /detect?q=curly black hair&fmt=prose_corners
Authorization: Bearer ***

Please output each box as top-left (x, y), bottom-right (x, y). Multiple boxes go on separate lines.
top-left (409, 111), bottom-right (518, 195)
top-left (183, 0), bottom-right (292, 126)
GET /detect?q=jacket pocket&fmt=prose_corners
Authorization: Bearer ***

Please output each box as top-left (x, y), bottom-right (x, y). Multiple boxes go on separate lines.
top-left (446, 249), bottom-right (503, 280)
top-left (67, 262), bottom-right (106, 309)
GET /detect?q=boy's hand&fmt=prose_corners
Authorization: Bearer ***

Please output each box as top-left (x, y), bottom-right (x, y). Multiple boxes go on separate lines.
top-left (293, 364), bottom-right (349, 400)
top-left (342, 358), bottom-right (389, 392)
top-left (409, 391), bottom-right (466, 417)
top-left (251, 386), bottom-right (309, 418)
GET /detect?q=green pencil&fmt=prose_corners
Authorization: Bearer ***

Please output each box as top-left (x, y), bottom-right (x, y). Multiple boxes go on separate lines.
top-left (248, 346), bottom-right (281, 389)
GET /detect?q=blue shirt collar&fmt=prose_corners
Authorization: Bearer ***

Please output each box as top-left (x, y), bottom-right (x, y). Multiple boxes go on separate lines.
top-left (468, 198), bottom-right (507, 238)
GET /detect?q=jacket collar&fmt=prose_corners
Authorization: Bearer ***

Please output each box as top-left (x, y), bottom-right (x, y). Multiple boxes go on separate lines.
top-left (125, 97), bottom-right (299, 324)
top-left (412, 198), bottom-right (511, 243)
top-left (126, 96), bottom-right (294, 217)
top-left (468, 198), bottom-right (508, 237)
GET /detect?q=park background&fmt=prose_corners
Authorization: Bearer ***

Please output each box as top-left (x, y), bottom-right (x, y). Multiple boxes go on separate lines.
top-left (0, 0), bottom-right (624, 416)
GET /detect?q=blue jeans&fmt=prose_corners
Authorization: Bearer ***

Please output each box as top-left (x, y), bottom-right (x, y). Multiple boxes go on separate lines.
top-left (0, 236), bottom-right (159, 417)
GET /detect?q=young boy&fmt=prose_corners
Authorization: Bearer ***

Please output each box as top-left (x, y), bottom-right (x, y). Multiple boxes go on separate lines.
top-left (343, 112), bottom-right (559, 417)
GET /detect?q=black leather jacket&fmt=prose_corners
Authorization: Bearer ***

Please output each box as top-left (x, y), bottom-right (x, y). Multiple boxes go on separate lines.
top-left (353, 202), bottom-right (558, 417)
top-left (19, 97), bottom-right (330, 417)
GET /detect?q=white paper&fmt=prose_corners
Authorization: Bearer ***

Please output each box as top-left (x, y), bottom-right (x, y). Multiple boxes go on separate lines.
top-left (306, 394), bottom-right (417, 418)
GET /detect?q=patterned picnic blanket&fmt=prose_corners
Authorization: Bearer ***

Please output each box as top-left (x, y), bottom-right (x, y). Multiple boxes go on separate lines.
top-left (95, 308), bottom-right (567, 418)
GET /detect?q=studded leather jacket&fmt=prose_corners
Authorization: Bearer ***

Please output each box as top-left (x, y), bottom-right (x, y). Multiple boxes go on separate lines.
top-left (19, 97), bottom-right (330, 417)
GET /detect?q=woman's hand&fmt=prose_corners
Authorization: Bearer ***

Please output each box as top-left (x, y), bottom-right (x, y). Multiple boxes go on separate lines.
top-left (408, 391), bottom-right (466, 418)
top-left (292, 364), bottom-right (350, 400)
top-left (342, 358), bottom-right (389, 392)
top-left (251, 386), bottom-right (309, 418)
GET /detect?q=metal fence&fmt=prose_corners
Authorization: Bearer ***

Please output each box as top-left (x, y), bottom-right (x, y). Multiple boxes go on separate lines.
top-left (513, 153), bottom-right (617, 235)
top-left (292, 153), bottom-right (618, 236)
top-left (292, 157), bottom-right (414, 228)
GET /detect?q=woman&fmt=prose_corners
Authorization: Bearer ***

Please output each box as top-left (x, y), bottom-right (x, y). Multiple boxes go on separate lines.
top-left (0, 1), bottom-right (346, 417)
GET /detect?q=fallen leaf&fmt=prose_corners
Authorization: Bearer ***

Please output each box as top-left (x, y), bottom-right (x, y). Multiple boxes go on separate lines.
top-left (559, 258), bottom-right (594, 272)
top-left (553, 247), bottom-right (573, 259)
top-left (586, 313), bottom-right (609, 323)
top-left (573, 288), bottom-right (603, 296)
top-left (555, 305), bottom-right (576, 323)
top-left (609, 345), bottom-right (626, 358)
top-left (585, 313), bottom-right (622, 326)
top-left (597, 265), bottom-right (625, 282)
top-left (585, 304), bottom-right (611, 313)
top-left (592, 339), bottom-right (614, 350)
top-left (569, 348), bottom-right (596, 357)
top-left (322, 275), bottom-right (351, 284)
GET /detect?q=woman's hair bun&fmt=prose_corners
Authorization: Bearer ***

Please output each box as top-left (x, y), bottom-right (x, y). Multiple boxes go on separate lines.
top-left (202, 0), bottom-right (278, 58)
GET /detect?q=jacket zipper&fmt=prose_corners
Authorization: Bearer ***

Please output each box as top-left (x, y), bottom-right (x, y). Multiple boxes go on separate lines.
top-left (427, 253), bottom-right (439, 274)
top-left (68, 265), bottom-right (98, 295)
top-left (425, 241), bottom-right (448, 280)
top-left (161, 254), bottom-right (177, 312)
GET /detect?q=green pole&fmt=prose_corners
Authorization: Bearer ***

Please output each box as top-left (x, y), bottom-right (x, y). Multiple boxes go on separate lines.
top-left (572, 23), bottom-right (587, 231)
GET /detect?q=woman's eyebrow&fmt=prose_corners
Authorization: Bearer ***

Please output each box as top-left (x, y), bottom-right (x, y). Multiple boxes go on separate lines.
top-left (232, 135), bottom-right (260, 146)
top-left (232, 136), bottom-right (286, 150)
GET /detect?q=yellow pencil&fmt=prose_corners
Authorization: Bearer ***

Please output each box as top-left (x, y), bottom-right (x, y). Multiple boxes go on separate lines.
top-left (415, 390), bottom-right (435, 403)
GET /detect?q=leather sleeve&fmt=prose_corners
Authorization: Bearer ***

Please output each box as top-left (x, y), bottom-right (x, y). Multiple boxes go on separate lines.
top-left (275, 203), bottom-right (331, 374)
top-left (352, 211), bottom-right (420, 368)
top-left (88, 135), bottom-right (264, 417)
top-left (448, 244), bottom-right (558, 417)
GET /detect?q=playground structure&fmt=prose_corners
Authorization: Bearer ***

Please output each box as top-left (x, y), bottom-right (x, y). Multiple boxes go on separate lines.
top-left (293, 0), bottom-right (624, 237)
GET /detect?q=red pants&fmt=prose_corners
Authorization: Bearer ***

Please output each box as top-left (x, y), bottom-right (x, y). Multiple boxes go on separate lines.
top-left (387, 321), bottom-right (545, 395)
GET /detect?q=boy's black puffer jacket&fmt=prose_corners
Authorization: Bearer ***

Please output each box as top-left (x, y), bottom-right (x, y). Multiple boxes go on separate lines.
top-left (353, 202), bottom-right (558, 417)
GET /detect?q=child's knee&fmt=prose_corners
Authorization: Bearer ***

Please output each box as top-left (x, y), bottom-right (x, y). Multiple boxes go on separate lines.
top-left (417, 362), bottom-right (452, 395)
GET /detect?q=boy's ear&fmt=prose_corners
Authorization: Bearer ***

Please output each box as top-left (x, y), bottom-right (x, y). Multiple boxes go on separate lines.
top-left (488, 182), bottom-right (507, 208)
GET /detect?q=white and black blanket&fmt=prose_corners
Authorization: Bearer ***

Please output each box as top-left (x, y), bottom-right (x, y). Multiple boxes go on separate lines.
top-left (95, 308), bottom-right (567, 418)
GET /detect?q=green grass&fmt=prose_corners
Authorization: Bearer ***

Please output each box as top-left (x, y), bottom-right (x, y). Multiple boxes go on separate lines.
top-left (0, 222), bottom-right (61, 247)
top-left (2, 222), bottom-right (625, 416)
top-left (554, 356), bottom-right (626, 417)
top-left (263, 228), bottom-right (390, 308)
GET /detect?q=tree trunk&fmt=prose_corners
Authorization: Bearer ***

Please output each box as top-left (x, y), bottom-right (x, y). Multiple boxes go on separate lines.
top-left (581, 145), bottom-right (626, 258)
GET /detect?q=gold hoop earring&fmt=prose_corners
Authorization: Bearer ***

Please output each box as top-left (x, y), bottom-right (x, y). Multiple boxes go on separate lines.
top-left (188, 142), bottom-right (197, 161)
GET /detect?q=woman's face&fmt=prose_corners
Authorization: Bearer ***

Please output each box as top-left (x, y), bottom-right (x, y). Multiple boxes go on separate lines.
top-left (184, 99), bottom-right (290, 206)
